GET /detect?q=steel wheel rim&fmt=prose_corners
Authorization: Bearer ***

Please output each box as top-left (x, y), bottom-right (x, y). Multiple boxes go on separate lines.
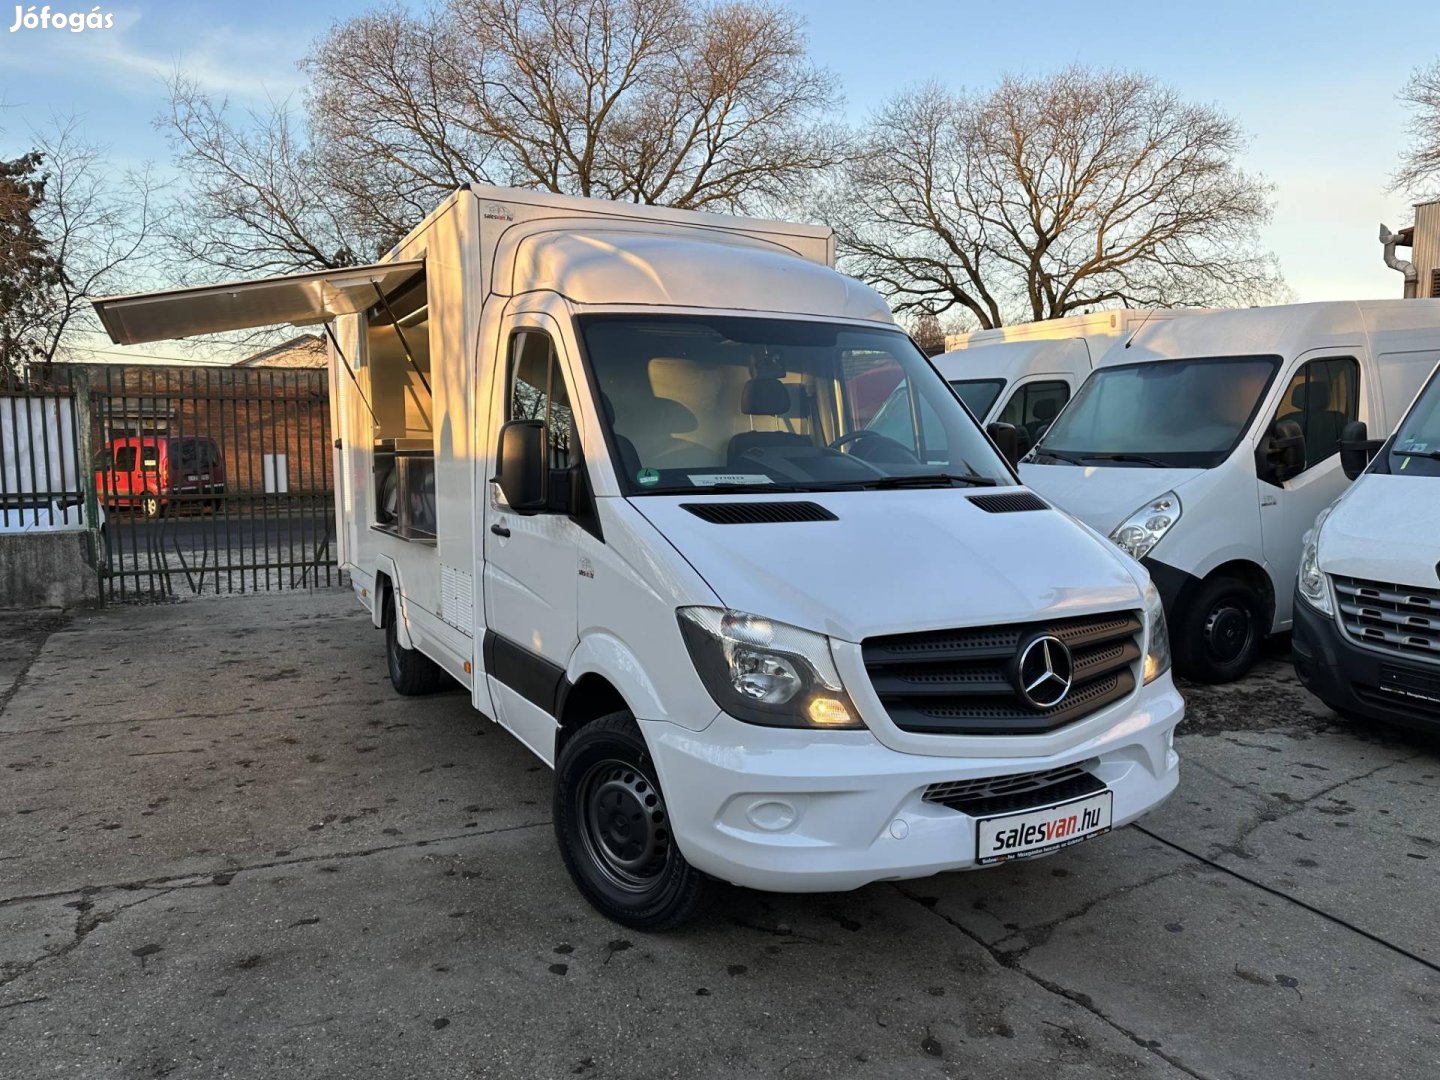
top-left (576, 757), bottom-right (672, 893)
top-left (1204, 602), bottom-right (1253, 664)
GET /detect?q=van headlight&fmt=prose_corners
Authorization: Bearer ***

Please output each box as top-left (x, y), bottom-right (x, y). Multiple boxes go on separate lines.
top-left (1110, 492), bottom-right (1181, 561)
top-left (1143, 585), bottom-right (1172, 685)
top-left (1297, 508), bottom-right (1333, 616)
top-left (677, 608), bottom-right (863, 729)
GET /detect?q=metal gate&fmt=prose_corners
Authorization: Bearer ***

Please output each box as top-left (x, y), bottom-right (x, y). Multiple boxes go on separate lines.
top-left (90, 365), bottom-right (340, 601)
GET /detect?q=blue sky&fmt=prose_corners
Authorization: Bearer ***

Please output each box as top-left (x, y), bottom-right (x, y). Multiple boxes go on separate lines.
top-left (0, 0), bottom-right (1433, 360)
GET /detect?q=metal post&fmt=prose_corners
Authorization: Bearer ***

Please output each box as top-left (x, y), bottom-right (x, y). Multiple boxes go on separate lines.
top-left (72, 369), bottom-right (103, 594)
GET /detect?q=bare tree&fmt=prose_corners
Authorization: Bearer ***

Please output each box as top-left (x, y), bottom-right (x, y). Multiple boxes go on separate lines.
top-left (910, 309), bottom-right (944, 355)
top-left (28, 117), bottom-right (160, 366)
top-left (1396, 60), bottom-right (1440, 194)
top-left (834, 68), bottom-right (1284, 328)
top-left (162, 0), bottom-right (846, 277)
top-left (162, 78), bottom-right (363, 276)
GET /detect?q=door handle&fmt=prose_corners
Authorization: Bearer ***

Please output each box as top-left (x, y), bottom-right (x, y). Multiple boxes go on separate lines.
top-left (490, 523), bottom-right (511, 538)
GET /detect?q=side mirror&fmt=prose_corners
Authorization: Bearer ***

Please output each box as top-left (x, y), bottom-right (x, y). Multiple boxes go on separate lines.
top-left (1338, 419), bottom-right (1382, 480)
top-left (987, 421), bottom-right (1020, 466)
top-left (1259, 418), bottom-right (1306, 484)
top-left (494, 420), bottom-right (548, 511)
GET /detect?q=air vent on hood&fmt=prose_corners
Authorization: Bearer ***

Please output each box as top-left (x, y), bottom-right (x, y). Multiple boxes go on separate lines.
top-left (967, 492), bottom-right (1049, 514)
top-left (681, 501), bottom-right (837, 525)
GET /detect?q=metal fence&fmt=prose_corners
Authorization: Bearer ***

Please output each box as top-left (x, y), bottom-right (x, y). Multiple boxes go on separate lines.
top-left (86, 365), bottom-right (341, 601)
top-left (0, 385), bottom-right (89, 532)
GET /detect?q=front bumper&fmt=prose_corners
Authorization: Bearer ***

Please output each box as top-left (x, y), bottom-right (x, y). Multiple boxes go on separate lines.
top-left (641, 677), bottom-right (1183, 893)
top-left (1292, 589), bottom-right (1440, 732)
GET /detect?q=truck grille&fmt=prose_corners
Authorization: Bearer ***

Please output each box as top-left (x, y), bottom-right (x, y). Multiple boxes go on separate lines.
top-left (862, 612), bottom-right (1142, 736)
top-left (923, 759), bottom-right (1105, 816)
top-left (1334, 576), bottom-right (1440, 660)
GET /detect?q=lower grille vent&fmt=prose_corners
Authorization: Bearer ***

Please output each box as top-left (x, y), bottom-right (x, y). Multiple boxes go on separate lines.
top-left (924, 760), bottom-right (1105, 816)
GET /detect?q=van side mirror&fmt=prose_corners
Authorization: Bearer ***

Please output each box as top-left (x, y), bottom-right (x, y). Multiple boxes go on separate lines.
top-left (1258, 418), bottom-right (1306, 484)
top-left (1338, 419), bottom-right (1383, 480)
top-left (986, 421), bottom-right (1020, 466)
top-left (494, 420), bottom-right (548, 511)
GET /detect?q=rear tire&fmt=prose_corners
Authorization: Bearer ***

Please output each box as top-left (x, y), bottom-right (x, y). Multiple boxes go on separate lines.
top-left (383, 589), bottom-right (447, 695)
top-left (554, 712), bottom-right (712, 931)
top-left (141, 494), bottom-right (161, 519)
top-left (1175, 575), bottom-right (1265, 683)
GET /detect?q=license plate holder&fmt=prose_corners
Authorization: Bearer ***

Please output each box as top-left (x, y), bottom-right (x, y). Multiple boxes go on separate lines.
top-left (976, 789), bottom-right (1113, 865)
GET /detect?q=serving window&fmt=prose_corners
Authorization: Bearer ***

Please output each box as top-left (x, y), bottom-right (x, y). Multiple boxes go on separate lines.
top-left (367, 270), bottom-right (436, 540)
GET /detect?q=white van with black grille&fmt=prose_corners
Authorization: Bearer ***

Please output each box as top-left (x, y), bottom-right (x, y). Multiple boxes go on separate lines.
top-left (93, 186), bottom-right (1182, 929)
top-left (1293, 360), bottom-right (1440, 730)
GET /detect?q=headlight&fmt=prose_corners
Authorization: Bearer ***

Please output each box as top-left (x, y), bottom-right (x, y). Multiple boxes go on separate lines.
top-left (1143, 584), bottom-right (1171, 685)
top-left (1297, 507), bottom-right (1333, 616)
top-left (1110, 492), bottom-right (1181, 561)
top-left (677, 608), bottom-right (863, 729)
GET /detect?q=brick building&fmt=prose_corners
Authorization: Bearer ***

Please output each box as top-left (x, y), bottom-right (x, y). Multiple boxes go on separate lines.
top-left (59, 363), bottom-right (333, 498)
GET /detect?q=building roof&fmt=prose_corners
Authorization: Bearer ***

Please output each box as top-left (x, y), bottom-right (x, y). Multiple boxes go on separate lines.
top-left (233, 334), bottom-right (328, 369)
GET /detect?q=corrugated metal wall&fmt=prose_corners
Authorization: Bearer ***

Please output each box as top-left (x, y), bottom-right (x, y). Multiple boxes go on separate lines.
top-left (1413, 202), bottom-right (1440, 297)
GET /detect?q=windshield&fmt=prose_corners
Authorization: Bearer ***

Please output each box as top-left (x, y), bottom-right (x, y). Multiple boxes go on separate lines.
top-left (949, 378), bottom-right (1005, 419)
top-left (1034, 355), bottom-right (1280, 469)
top-left (578, 315), bottom-right (1013, 494)
top-left (1385, 366), bottom-right (1440, 478)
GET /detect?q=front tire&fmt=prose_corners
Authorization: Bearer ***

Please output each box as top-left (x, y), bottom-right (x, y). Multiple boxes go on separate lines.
top-left (554, 712), bottom-right (712, 931)
top-left (383, 589), bottom-right (447, 695)
top-left (1175, 575), bottom-right (1265, 683)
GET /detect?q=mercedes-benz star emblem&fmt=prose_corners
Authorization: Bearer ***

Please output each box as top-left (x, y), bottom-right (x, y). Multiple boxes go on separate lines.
top-left (1014, 634), bottom-right (1074, 709)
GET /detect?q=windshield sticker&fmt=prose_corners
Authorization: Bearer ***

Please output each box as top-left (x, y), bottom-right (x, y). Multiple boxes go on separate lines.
top-left (688, 473), bottom-right (774, 487)
top-left (636, 468), bottom-right (661, 487)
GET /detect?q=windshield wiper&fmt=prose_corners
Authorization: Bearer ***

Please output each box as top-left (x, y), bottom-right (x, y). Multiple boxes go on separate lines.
top-left (1034, 449), bottom-right (1087, 465)
top-left (1394, 448), bottom-right (1440, 461)
top-left (1079, 452), bottom-right (1171, 468)
top-left (825, 473), bottom-right (999, 490)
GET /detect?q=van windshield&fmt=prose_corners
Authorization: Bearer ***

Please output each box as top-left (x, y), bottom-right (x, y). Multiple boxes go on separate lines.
top-left (949, 378), bottom-right (1006, 419)
top-left (577, 315), bottom-right (1013, 494)
top-left (1386, 367), bottom-right (1440, 478)
top-left (1033, 355), bottom-right (1280, 469)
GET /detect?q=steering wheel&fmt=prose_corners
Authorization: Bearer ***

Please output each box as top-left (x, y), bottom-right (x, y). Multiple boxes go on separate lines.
top-left (829, 429), bottom-right (922, 464)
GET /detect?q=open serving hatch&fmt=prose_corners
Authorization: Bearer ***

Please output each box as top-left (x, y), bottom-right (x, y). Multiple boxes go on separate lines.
top-left (92, 260), bottom-right (425, 345)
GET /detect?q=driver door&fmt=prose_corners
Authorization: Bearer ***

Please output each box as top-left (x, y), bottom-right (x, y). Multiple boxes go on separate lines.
top-left (481, 313), bottom-right (584, 763)
top-left (1258, 353), bottom-right (1365, 627)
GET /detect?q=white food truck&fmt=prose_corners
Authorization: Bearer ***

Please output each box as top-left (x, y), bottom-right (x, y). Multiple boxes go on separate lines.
top-left (1020, 301), bottom-right (1440, 683)
top-left (94, 186), bottom-right (1182, 929)
top-left (1292, 360), bottom-right (1440, 730)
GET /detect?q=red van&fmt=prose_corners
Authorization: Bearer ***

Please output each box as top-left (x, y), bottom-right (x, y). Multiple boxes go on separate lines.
top-left (95, 436), bottom-right (226, 518)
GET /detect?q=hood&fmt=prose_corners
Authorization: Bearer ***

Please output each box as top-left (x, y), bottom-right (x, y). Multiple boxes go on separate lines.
top-left (631, 488), bottom-right (1146, 642)
top-left (1320, 475), bottom-right (1440, 587)
top-left (1018, 462), bottom-right (1206, 535)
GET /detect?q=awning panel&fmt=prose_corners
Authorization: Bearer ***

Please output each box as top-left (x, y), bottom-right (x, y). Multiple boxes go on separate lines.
top-left (92, 260), bottom-right (425, 346)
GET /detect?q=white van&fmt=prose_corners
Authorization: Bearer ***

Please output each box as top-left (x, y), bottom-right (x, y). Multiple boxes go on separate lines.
top-left (1020, 301), bottom-right (1440, 683)
top-left (932, 338), bottom-right (1091, 455)
top-left (1292, 361), bottom-right (1440, 730)
top-left (931, 310), bottom-right (1203, 455)
top-left (95, 186), bottom-right (1182, 929)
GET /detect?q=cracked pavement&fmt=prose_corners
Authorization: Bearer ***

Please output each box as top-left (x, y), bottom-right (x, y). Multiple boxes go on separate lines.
top-left (2, 591), bottom-right (1438, 1079)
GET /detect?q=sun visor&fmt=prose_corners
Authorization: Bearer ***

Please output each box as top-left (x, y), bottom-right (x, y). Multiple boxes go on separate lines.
top-left (91, 260), bottom-right (425, 345)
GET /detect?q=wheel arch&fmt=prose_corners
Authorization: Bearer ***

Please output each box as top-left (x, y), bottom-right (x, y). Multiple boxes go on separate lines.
top-left (371, 556), bottom-right (415, 649)
top-left (557, 633), bottom-right (669, 757)
top-left (1201, 558), bottom-right (1276, 630)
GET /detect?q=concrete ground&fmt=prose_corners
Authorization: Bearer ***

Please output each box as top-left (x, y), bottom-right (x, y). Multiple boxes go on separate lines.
top-left (1, 592), bottom-right (1437, 1079)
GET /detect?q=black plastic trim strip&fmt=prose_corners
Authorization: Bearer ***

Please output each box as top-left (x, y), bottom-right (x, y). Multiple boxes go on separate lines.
top-left (481, 629), bottom-right (565, 716)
